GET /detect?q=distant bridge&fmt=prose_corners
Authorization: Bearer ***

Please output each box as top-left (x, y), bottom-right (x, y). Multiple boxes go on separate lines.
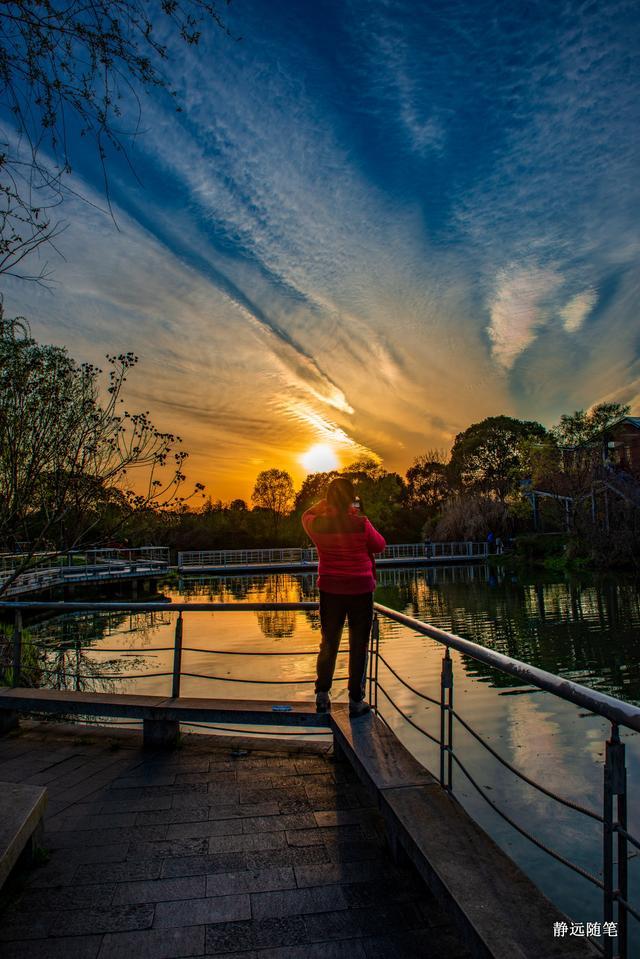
top-left (177, 541), bottom-right (489, 573)
top-left (0, 548), bottom-right (170, 599)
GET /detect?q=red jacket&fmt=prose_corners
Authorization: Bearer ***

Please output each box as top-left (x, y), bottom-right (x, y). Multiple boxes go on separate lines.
top-left (302, 503), bottom-right (386, 594)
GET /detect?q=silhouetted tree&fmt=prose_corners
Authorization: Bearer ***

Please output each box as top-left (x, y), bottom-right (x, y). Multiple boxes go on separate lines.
top-left (0, 0), bottom-right (232, 280)
top-left (406, 450), bottom-right (451, 509)
top-left (251, 468), bottom-right (294, 539)
top-left (449, 415), bottom-right (547, 501)
top-left (0, 306), bottom-right (203, 590)
top-left (552, 402), bottom-right (631, 446)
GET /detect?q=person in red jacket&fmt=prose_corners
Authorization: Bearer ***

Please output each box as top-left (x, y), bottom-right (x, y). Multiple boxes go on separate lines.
top-left (302, 477), bottom-right (386, 717)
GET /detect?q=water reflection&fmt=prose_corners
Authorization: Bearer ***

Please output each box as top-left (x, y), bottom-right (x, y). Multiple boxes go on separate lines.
top-left (31, 609), bottom-right (172, 691)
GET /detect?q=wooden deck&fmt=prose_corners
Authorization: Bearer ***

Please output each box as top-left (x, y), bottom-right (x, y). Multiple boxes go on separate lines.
top-left (0, 721), bottom-right (469, 959)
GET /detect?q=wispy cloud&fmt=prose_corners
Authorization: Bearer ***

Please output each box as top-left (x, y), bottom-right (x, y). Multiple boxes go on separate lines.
top-left (487, 265), bottom-right (562, 370)
top-left (560, 289), bottom-right (597, 333)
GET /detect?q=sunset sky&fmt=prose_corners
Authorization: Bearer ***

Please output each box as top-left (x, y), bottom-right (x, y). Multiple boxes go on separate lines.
top-left (3, 0), bottom-right (640, 501)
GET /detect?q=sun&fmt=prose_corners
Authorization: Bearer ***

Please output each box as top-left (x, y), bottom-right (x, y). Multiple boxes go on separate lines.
top-left (299, 443), bottom-right (339, 473)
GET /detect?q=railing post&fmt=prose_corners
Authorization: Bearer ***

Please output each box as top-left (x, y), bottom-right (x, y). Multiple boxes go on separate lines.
top-left (367, 613), bottom-right (375, 705)
top-left (603, 723), bottom-right (627, 958)
top-left (172, 612), bottom-right (183, 699)
top-left (440, 647), bottom-right (453, 792)
top-left (12, 609), bottom-right (22, 687)
top-left (373, 613), bottom-right (380, 714)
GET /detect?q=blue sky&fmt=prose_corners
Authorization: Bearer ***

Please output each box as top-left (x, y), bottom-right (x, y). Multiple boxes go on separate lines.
top-left (4, 0), bottom-right (640, 498)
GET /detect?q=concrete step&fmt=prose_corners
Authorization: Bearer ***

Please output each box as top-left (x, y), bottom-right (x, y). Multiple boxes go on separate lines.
top-left (0, 780), bottom-right (47, 889)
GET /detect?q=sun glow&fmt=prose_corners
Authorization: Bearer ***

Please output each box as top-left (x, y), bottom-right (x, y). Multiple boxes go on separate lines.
top-left (299, 443), bottom-right (339, 473)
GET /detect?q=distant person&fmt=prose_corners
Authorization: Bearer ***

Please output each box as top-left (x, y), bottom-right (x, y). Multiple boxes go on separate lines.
top-left (487, 530), bottom-right (495, 554)
top-left (302, 478), bottom-right (386, 718)
top-left (496, 536), bottom-right (504, 555)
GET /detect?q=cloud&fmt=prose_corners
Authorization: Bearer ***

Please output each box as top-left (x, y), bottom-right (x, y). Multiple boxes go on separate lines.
top-left (487, 265), bottom-right (562, 370)
top-left (560, 289), bottom-right (597, 333)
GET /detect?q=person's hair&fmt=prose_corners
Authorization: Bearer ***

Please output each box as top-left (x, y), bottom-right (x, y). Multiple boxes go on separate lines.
top-left (326, 477), bottom-right (356, 514)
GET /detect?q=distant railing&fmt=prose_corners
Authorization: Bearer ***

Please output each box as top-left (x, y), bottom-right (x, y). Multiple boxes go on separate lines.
top-left (1, 595), bottom-right (638, 956)
top-left (177, 541), bottom-right (489, 569)
top-left (0, 547), bottom-right (170, 597)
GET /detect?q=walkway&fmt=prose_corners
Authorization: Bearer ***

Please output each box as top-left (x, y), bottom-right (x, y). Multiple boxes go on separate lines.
top-left (0, 722), bottom-right (469, 959)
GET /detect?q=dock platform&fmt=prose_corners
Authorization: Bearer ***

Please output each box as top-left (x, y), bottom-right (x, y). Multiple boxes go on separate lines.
top-left (0, 721), bottom-right (469, 959)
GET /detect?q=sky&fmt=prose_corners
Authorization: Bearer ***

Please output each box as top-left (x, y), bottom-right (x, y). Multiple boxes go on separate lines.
top-left (3, 0), bottom-right (640, 501)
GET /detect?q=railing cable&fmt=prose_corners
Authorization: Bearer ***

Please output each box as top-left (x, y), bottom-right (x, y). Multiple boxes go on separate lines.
top-left (451, 707), bottom-right (603, 822)
top-left (376, 683), bottom-right (440, 747)
top-left (450, 751), bottom-right (604, 890)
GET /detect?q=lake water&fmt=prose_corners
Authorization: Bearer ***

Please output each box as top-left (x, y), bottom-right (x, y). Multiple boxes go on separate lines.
top-left (30, 562), bottom-right (640, 950)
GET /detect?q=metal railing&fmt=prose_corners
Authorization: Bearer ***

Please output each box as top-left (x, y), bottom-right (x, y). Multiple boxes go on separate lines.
top-left (177, 541), bottom-right (489, 568)
top-left (1, 597), bottom-right (637, 956)
top-left (0, 548), bottom-right (170, 597)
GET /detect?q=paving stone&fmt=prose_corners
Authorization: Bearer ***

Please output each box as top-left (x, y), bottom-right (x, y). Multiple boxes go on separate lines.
top-left (303, 903), bottom-right (427, 942)
top-left (238, 786), bottom-right (307, 805)
top-left (303, 791), bottom-right (365, 812)
top-left (204, 916), bottom-right (307, 954)
top-left (13, 882), bottom-right (117, 913)
top-left (161, 852), bottom-right (249, 879)
top-left (0, 903), bottom-right (155, 941)
top-left (341, 879), bottom-right (417, 908)
top-left (251, 884), bottom-right (348, 921)
top-left (112, 875), bottom-right (205, 904)
top-left (28, 860), bottom-right (81, 888)
top-left (277, 798), bottom-right (313, 815)
top-left (285, 825), bottom-right (363, 847)
top-left (103, 783), bottom-right (209, 801)
top-left (100, 796), bottom-right (173, 813)
top-left (208, 802), bottom-right (280, 821)
top-left (312, 810), bottom-right (377, 828)
top-left (75, 859), bottom-right (163, 884)
top-left (252, 944), bottom-right (367, 959)
top-left (127, 838), bottom-right (209, 860)
top-left (55, 843), bottom-right (130, 864)
top-left (240, 814), bottom-right (316, 834)
top-left (207, 832), bottom-right (287, 854)
top-left (234, 757), bottom-right (294, 771)
top-left (269, 774), bottom-right (331, 789)
top-left (136, 806), bottom-right (211, 826)
top-left (294, 860), bottom-right (392, 888)
top-left (98, 925), bottom-right (205, 959)
top-left (111, 773), bottom-right (177, 788)
top-left (362, 929), bottom-right (471, 958)
top-left (0, 934), bottom-right (103, 959)
top-left (180, 771), bottom-right (237, 784)
top-left (145, 759), bottom-right (213, 773)
top-left (166, 819), bottom-right (244, 840)
top-left (154, 894), bottom-right (251, 928)
top-left (293, 759), bottom-right (332, 773)
top-left (173, 790), bottom-right (240, 809)
top-left (326, 842), bottom-right (386, 864)
top-left (234, 771), bottom-right (283, 785)
top-left (244, 845), bottom-right (329, 870)
top-left (50, 811), bottom-right (138, 831)
top-left (205, 867), bottom-right (296, 897)
top-left (48, 824), bottom-right (168, 848)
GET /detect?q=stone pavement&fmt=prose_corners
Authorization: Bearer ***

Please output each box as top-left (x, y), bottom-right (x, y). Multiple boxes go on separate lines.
top-left (0, 722), bottom-right (470, 958)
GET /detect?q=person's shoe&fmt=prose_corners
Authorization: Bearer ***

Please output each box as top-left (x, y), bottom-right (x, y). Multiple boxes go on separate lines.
top-left (316, 691), bottom-right (331, 713)
top-left (349, 698), bottom-right (371, 718)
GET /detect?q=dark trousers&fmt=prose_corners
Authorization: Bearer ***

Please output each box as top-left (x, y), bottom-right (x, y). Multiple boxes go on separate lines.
top-left (316, 591), bottom-right (374, 702)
